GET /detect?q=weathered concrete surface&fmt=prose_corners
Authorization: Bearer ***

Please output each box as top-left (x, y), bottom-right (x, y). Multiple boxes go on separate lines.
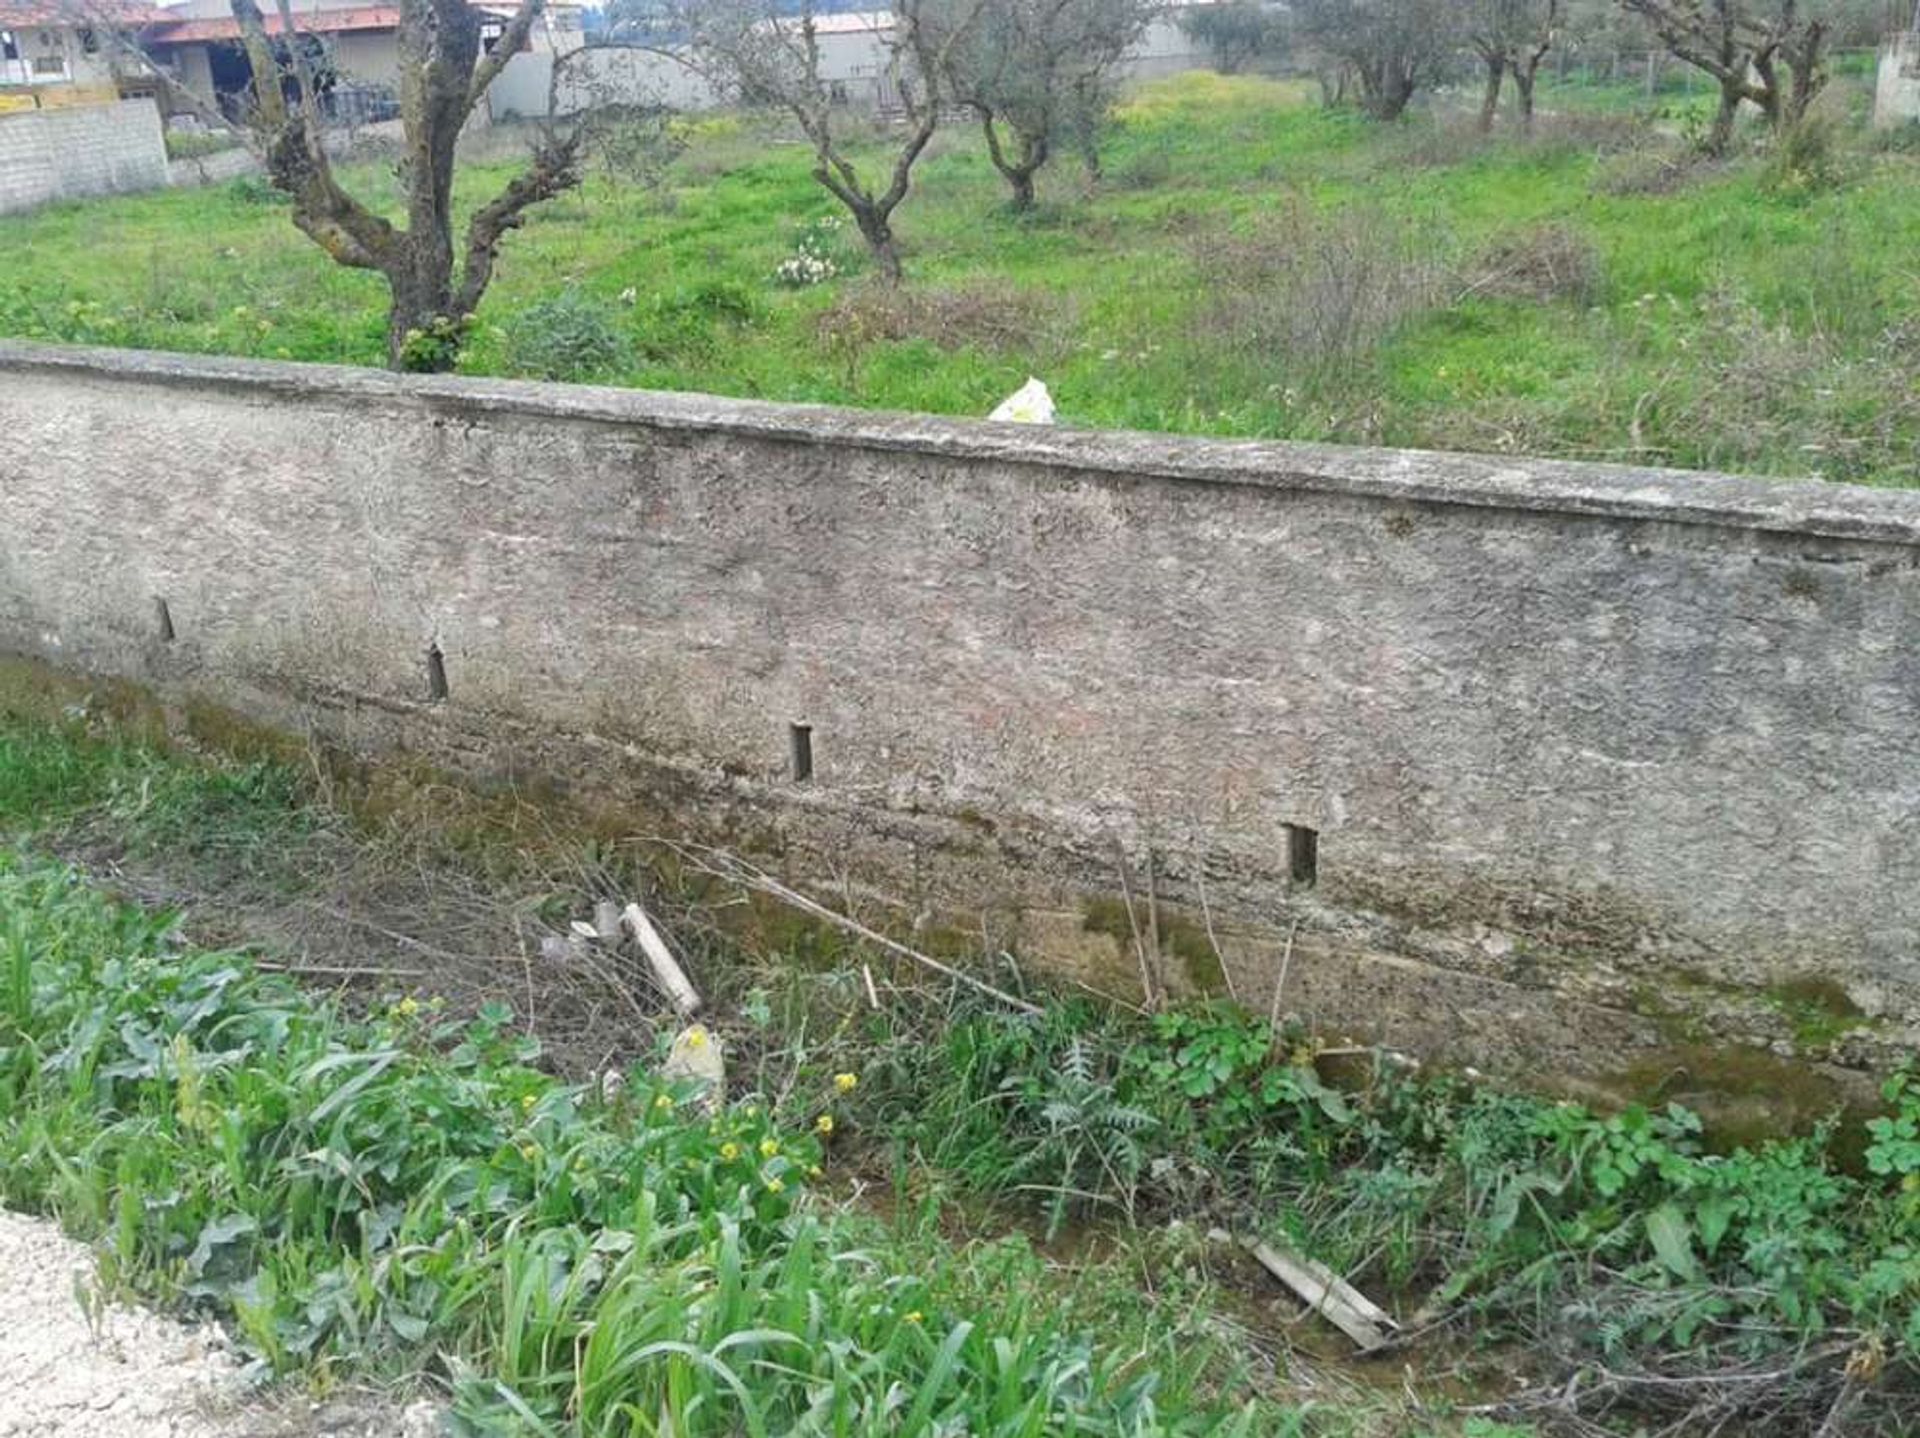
top-left (2, 342), bottom-right (1916, 1086)
top-left (1877, 35), bottom-right (1920, 130)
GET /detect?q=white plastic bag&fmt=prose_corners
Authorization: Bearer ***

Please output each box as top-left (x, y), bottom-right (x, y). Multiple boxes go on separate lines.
top-left (989, 377), bottom-right (1055, 425)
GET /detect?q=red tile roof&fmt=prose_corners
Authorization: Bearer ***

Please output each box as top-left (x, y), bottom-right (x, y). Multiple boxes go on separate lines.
top-left (0, 1), bottom-right (164, 24)
top-left (145, 4), bottom-right (401, 42)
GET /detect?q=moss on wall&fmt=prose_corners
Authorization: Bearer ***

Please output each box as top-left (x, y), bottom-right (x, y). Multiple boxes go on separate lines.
top-left (1604, 1042), bottom-right (1876, 1158)
top-left (1080, 895), bottom-right (1229, 997)
top-left (1766, 974), bottom-right (1868, 1049)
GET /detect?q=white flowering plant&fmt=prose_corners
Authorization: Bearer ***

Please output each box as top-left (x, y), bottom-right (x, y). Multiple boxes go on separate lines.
top-left (772, 215), bottom-right (845, 289)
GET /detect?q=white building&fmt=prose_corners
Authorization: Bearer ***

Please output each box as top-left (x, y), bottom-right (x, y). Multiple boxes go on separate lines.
top-left (493, 3), bottom-right (1222, 121)
top-left (1, 0), bottom-right (157, 106)
top-left (142, 0), bottom-right (585, 120)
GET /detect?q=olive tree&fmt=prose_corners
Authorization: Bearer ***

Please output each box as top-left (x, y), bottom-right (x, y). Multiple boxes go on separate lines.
top-left (1619, 0), bottom-right (1828, 153)
top-left (1293, 0), bottom-right (1467, 120)
top-left (1468, 0), bottom-right (1560, 131)
top-left (1178, 0), bottom-right (1289, 74)
top-left (674, 0), bottom-right (977, 281)
top-left (230, 0), bottom-right (583, 371)
top-left (931, 0), bottom-right (1154, 209)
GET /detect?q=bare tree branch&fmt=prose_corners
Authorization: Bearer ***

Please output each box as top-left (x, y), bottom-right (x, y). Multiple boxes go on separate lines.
top-left (470, 0), bottom-right (547, 109)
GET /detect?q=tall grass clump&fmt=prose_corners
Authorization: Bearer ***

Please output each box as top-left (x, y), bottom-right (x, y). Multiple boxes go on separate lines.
top-left (1188, 204), bottom-right (1447, 389)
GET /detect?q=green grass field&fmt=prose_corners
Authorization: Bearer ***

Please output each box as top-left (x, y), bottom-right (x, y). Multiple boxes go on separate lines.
top-left (3, 71), bottom-right (1915, 484)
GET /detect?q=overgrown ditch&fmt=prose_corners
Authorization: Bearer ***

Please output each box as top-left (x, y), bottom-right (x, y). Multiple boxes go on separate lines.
top-left (0, 700), bottom-right (1915, 1437)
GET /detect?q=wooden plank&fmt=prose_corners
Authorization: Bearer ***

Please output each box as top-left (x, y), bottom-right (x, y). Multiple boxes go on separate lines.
top-left (622, 901), bottom-right (702, 1016)
top-left (1248, 1240), bottom-right (1398, 1352)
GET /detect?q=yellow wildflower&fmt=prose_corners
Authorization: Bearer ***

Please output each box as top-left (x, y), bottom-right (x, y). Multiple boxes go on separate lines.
top-left (766, 1177), bottom-right (785, 1194)
top-left (654, 1092), bottom-right (674, 1110)
top-left (815, 1114), bottom-right (834, 1136)
top-left (807, 1165), bottom-right (823, 1179)
top-left (720, 1142), bottom-right (740, 1162)
top-left (685, 1026), bottom-right (709, 1049)
top-left (521, 1094), bottom-right (537, 1112)
top-left (904, 1311), bottom-right (923, 1325)
top-left (833, 1072), bottom-right (858, 1094)
top-left (520, 1143), bottom-right (539, 1162)
top-left (759, 1138), bottom-right (780, 1159)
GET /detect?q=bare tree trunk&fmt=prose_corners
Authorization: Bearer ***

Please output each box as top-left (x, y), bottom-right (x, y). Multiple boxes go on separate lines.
top-left (1707, 79), bottom-right (1742, 154)
top-left (1779, 27), bottom-right (1828, 128)
top-left (1006, 166), bottom-right (1037, 210)
top-left (1361, 65), bottom-right (1417, 121)
top-left (981, 113), bottom-right (1045, 211)
top-left (385, 253), bottom-right (456, 370)
top-left (1513, 61), bottom-right (1540, 131)
top-left (1077, 126), bottom-right (1102, 183)
top-left (1325, 63), bottom-right (1351, 108)
top-left (846, 201), bottom-right (903, 283)
top-left (1477, 54), bottom-right (1505, 133)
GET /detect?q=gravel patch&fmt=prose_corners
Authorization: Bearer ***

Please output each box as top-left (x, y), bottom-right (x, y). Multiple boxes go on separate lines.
top-left (0, 1210), bottom-right (437, 1438)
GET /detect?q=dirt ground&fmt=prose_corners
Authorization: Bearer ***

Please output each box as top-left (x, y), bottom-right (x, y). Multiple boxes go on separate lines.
top-left (0, 1210), bottom-right (437, 1438)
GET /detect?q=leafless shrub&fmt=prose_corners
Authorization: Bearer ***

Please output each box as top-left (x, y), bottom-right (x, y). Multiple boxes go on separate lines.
top-left (1371, 114), bottom-right (1493, 169)
top-left (1188, 204), bottom-right (1448, 379)
top-left (1376, 109), bottom-right (1649, 171)
top-left (1482, 1279), bottom-right (1920, 1438)
top-left (1113, 146), bottom-right (1175, 189)
top-left (1522, 109), bottom-right (1648, 155)
top-left (816, 278), bottom-right (1078, 356)
top-left (1591, 144), bottom-right (1725, 197)
top-left (1459, 223), bottom-right (1602, 306)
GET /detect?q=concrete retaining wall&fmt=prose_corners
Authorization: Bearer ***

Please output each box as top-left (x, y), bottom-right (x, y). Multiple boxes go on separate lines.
top-left (3, 342), bottom-right (1916, 1089)
top-left (0, 99), bottom-right (167, 215)
top-left (165, 146), bottom-right (261, 189)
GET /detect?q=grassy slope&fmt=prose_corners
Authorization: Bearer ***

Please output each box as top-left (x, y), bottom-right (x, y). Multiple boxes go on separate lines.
top-left (0, 72), bottom-right (1915, 485)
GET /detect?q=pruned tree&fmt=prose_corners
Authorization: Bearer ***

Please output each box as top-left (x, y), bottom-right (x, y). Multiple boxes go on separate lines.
top-left (230, 0), bottom-right (583, 370)
top-left (1315, 59), bottom-right (1355, 106)
top-left (1178, 0), bottom-right (1290, 74)
top-left (1618, 0), bottom-right (1829, 153)
top-left (674, 0), bottom-right (977, 282)
top-left (1468, 0), bottom-right (1560, 131)
top-left (1293, 0), bottom-right (1467, 120)
top-left (930, 0), bottom-right (1154, 209)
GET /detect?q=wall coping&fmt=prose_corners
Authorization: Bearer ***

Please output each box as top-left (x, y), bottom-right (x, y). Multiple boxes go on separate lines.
top-left (10, 339), bottom-right (1920, 547)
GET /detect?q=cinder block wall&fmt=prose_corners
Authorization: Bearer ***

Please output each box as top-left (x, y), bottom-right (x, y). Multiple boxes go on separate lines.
top-left (0, 99), bottom-right (168, 215)
top-left (3, 343), bottom-right (1916, 1085)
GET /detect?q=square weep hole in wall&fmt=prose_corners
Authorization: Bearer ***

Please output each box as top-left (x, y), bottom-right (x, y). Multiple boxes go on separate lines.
top-left (153, 597), bottom-right (174, 643)
top-left (789, 723), bottom-right (814, 783)
top-left (425, 643), bottom-right (449, 703)
top-left (1286, 824), bottom-right (1318, 888)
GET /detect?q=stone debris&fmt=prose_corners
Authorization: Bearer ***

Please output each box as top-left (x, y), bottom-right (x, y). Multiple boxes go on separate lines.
top-left (0, 1210), bottom-right (438, 1438)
